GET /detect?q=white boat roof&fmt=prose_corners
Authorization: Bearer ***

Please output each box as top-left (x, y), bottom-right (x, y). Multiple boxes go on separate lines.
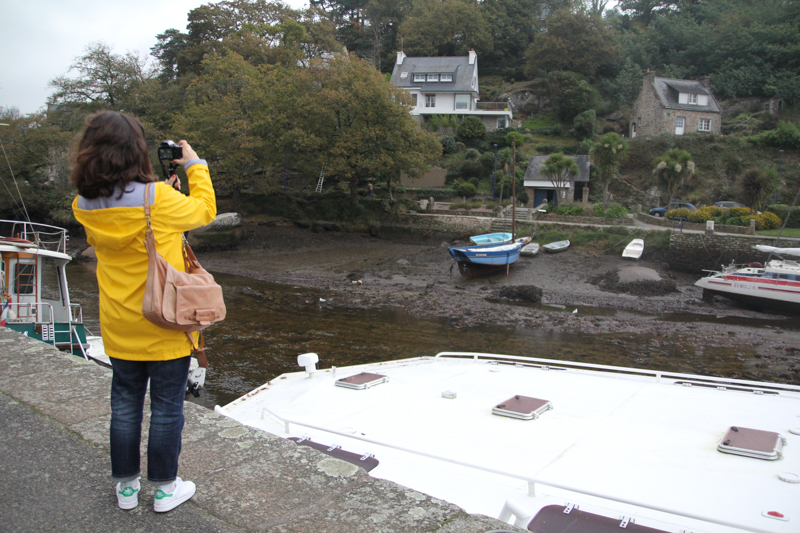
top-left (0, 242), bottom-right (71, 261)
top-left (218, 353), bottom-right (800, 533)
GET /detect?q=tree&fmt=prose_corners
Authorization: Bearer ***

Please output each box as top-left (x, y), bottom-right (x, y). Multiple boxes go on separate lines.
top-left (274, 54), bottom-right (441, 208)
top-left (173, 51), bottom-right (267, 210)
top-left (542, 152), bottom-right (579, 206)
top-left (546, 71), bottom-right (600, 122)
top-left (573, 109), bottom-right (596, 141)
top-left (398, 0), bottom-right (493, 57)
top-left (738, 167), bottom-right (777, 212)
top-left (652, 149), bottom-right (695, 208)
top-left (590, 132), bottom-right (629, 206)
top-left (48, 42), bottom-right (155, 112)
top-left (524, 10), bottom-right (619, 79)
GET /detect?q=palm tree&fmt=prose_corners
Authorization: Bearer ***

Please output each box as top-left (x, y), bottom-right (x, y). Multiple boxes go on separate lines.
top-left (542, 152), bottom-right (579, 206)
top-left (652, 149), bottom-right (695, 208)
top-left (590, 132), bottom-right (629, 207)
top-left (738, 167), bottom-right (778, 212)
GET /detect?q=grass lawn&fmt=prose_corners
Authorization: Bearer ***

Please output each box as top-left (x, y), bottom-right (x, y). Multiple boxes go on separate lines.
top-left (758, 228), bottom-right (800, 238)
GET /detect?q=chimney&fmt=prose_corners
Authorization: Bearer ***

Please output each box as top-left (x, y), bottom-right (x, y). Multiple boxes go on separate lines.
top-left (468, 49), bottom-right (476, 65)
top-left (396, 51), bottom-right (406, 65)
top-left (699, 75), bottom-right (710, 88)
top-left (644, 69), bottom-right (656, 85)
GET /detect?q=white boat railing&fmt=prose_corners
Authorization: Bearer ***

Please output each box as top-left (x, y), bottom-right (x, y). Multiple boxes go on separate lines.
top-left (254, 404), bottom-right (774, 533)
top-left (0, 219), bottom-right (68, 254)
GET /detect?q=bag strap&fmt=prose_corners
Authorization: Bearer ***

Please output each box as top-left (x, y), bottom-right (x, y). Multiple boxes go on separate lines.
top-left (186, 331), bottom-right (208, 368)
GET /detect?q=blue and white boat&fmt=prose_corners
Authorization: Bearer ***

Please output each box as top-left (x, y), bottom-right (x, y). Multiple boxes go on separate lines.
top-left (469, 232), bottom-right (512, 245)
top-left (449, 237), bottom-right (530, 277)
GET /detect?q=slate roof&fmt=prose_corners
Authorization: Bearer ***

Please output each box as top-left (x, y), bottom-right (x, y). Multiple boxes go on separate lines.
top-left (653, 77), bottom-right (721, 113)
top-left (390, 56), bottom-right (477, 94)
top-left (524, 155), bottom-right (591, 183)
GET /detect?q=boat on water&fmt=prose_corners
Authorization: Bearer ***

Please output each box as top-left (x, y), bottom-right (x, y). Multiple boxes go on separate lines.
top-left (543, 239), bottom-right (570, 253)
top-left (622, 238), bottom-right (644, 260)
top-left (216, 351), bottom-right (800, 533)
top-left (1, 219), bottom-right (206, 392)
top-left (695, 245), bottom-right (800, 314)
top-left (448, 237), bottom-right (530, 277)
top-left (520, 242), bottom-right (540, 256)
top-left (469, 232), bottom-right (512, 245)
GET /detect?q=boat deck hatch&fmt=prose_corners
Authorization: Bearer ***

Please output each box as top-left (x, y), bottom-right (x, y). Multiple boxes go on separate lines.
top-left (717, 426), bottom-right (785, 460)
top-left (492, 395), bottom-right (552, 420)
top-left (527, 505), bottom-right (669, 533)
top-left (289, 437), bottom-right (379, 472)
top-left (335, 372), bottom-right (388, 390)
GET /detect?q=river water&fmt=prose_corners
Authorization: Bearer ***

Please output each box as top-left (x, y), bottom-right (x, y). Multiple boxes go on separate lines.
top-left (65, 263), bottom-right (776, 410)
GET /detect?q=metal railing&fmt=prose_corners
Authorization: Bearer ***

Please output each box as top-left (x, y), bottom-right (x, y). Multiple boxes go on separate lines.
top-left (476, 102), bottom-right (511, 112)
top-left (0, 219), bottom-right (68, 254)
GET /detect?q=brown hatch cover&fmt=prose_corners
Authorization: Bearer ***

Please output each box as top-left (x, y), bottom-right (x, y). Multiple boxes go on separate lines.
top-left (289, 437), bottom-right (380, 472)
top-left (527, 505), bottom-right (670, 533)
top-left (717, 426), bottom-right (785, 460)
top-left (334, 372), bottom-right (388, 390)
top-left (492, 395), bottom-right (552, 420)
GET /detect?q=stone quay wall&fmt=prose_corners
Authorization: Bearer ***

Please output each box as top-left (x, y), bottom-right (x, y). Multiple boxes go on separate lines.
top-left (667, 233), bottom-right (800, 273)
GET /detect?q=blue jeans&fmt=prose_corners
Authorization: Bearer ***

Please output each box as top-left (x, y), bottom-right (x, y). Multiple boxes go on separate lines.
top-left (109, 356), bottom-right (190, 484)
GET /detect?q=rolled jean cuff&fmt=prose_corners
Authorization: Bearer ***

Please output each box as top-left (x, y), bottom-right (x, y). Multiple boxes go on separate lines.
top-left (112, 473), bottom-right (141, 484)
top-left (148, 478), bottom-right (176, 488)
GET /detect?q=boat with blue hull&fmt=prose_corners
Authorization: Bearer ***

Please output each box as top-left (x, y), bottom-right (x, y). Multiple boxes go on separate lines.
top-left (469, 232), bottom-right (512, 245)
top-left (448, 237), bottom-right (530, 277)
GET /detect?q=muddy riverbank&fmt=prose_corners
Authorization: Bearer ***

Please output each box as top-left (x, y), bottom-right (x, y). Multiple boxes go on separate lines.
top-left (192, 221), bottom-right (800, 385)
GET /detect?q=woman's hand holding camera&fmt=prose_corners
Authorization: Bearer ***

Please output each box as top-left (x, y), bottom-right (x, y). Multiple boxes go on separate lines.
top-left (173, 141), bottom-right (199, 166)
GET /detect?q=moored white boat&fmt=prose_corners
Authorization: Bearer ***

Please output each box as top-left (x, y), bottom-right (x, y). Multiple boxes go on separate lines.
top-left (695, 245), bottom-right (800, 314)
top-left (543, 239), bottom-right (570, 253)
top-left (520, 242), bottom-right (540, 256)
top-left (622, 238), bottom-right (644, 260)
top-left (217, 352), bottom-right (800, 533)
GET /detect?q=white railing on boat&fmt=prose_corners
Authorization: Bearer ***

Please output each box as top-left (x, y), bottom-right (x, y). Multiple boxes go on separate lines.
top-left (216, 351), bottom-right (800, 533)
top-left (0, 219), bottom-right (68, 254)
top-left (6, 302), bottom-right (87, 360)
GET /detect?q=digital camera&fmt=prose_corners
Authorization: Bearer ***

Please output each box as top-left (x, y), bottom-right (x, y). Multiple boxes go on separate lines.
top-left (158, 140), bottom-right (183, 161)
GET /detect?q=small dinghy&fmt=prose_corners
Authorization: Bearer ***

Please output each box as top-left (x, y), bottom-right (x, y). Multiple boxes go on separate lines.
top-left (469, 232), bottom-right (512, 245)
top-left (543, 240), bottom-right (570, 253)
top-left (520, 242), bottom-right (540, 256)
top-left (622, 238), bottom-right (644, 260)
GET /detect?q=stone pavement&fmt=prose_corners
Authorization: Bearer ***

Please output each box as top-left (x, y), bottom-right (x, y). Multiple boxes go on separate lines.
top-left (0, 327), bottom-right (524, 533)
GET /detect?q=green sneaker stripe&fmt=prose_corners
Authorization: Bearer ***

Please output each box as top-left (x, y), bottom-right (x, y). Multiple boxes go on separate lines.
top-left (155, 490), bottom-right (172, 500)
top-left (119, 487), bottom-right (139, 497)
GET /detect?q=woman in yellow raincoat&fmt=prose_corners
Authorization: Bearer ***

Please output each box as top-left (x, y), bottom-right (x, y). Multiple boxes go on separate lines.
top-left (71, 111), bottom-right (216, 512)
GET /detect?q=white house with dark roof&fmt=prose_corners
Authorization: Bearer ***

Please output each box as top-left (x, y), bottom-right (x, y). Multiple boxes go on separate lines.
top-left (630, 72), bottom-right (721, 137)
top-left (389, 50), bottom-right (513, 132)
top-left (523, 155), bottom-right (591, 207)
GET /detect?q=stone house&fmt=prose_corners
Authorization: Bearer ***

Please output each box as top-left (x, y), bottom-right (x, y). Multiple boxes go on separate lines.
top-left (630, 72), bottom-right (721, 138)
top-left (523, 155), bottom-right (591, 207)
top-left (389, 50), bottom-right (513, 132)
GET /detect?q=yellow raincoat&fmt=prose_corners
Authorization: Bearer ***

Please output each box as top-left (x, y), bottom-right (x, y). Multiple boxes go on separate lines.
top-left (72, 163), bottom-right (216, 361)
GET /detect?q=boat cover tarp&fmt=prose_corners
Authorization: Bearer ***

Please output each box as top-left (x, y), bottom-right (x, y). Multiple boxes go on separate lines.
top-left (754, 245), bottom-right (800, 256)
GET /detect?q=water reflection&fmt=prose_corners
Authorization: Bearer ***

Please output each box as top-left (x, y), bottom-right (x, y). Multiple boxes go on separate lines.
top-left (65, 264), bottom-right (754, 410)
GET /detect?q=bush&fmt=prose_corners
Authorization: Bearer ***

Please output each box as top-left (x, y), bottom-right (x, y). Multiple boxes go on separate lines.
top-left (536, 144), bottom-right (559, 154)
top-left (414, 188), bottom-right (456, 199)
top-left (440, 135), bottom-right (456, 154)
top-left (726, 216), bottom-right (746, 226)
top-left (751, 121), bottom-right (800, 149)
top-left (555, 205), bottom-right (584, 216)
top-left (760, 211), bottom-right (782, 229)
top-left (552, 123), bottom-right (564, 136)
top-left (593, 204), bottom-right (604, 217)
top-left (728, 206), bottom-right (752, 218)
top-left (464, 148), bottom-right (480, 160)
top-left (747, 215), bottom-right (766, 231)
top-left (604, 205), bottom-right (628, 219)
top-left (666, 208), bottom-right (691, 220)
top-left (468, 177), bottom-right (479, 186)
top-left (454, 182), bottom-right (478, 197)
top-left (573, 109), bottom-right (596, 141)
top-left (457, 116), bottom-right (486, 139)
top-left (454, 142), bottom-right (466, 152)
top-left (766, 204), bottom-right (800, 228)
top-left (687, 206), bottom-right (717, 223)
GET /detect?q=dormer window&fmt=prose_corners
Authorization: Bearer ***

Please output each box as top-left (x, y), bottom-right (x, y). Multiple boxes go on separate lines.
top-left (400, 72), bottom-right (408, 79)
top-left (427, 74), bottom-right (439, 82)
top-left (440, 74), bottom-right (453, 82)
top-left (689, 93), bottom-right (697, 104)
top-left (413, 74), bottom-right (425, 82)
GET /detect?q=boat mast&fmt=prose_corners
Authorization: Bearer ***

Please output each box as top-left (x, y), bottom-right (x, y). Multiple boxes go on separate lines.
top-left (511, 138), bottom-right (516, 239)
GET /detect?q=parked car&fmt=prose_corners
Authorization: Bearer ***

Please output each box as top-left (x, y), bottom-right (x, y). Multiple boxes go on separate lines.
top-left (713, 201), bottom-right (747, 209)
top-left (649, 202), bottom-right (697, 217)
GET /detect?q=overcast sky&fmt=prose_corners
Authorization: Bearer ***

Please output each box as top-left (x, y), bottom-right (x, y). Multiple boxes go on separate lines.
top-left (0, 0), bottom-right (308, 115)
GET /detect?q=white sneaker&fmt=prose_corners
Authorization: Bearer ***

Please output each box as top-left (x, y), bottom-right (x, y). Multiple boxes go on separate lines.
top-left (115, 476), bottom-right (141, 510)
top-left (153, 477), bottom-right (196, 513)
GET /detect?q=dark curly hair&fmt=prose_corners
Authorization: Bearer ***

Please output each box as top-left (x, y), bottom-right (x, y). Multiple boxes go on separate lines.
top-left (70, 111), bottom-right (156, 199)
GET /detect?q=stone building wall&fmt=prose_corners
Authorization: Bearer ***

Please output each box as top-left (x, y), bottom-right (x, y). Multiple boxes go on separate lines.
top-left (630, 73), bottom-right (663, 137)
top-left (667, 233), bottom-right (800, 273)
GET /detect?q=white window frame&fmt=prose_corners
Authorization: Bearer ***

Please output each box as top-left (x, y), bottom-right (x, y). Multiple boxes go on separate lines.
top-left (425, 94), bottom-right (436, 108)
top-left (413, 74), bottom-right (425, 82)
top-left (440, 74), bottom-right (453, 82)
top-left (698, 118), bottom-right (711, 132)
top-left (675, 117), bottom-right (685, 135)
top-left (689, 93), bottom-right (697, 104)
top-left (427, 74), bottom-right (439, 82)
top-left (454, 94), bottom-right (470, 110)
top-left (410, 93), bottom-right (418, 106)
top-left (497, 117), bottom-right (507, 129)
top-left (400, 72), bottom-right (408, 79)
